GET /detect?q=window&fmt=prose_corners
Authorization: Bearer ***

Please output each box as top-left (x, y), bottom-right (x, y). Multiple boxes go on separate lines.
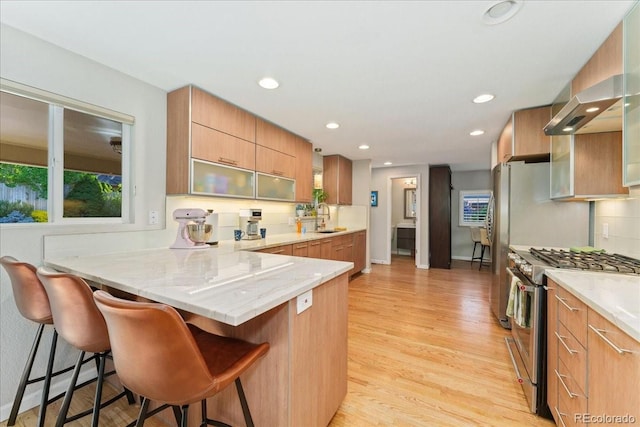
top-left (459, 190), bottom-right (491, 227)
top-left (0, 80), bottom-right (133, 224)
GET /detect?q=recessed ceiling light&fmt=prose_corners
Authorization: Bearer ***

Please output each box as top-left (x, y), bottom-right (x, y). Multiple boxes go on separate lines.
top-left (326, 122), bottom-right (340, 129)
top-left (384, 161), bottom-right (393, 166)
top-left (473, 94), bottom-right (495, 104)
top-left (585, 107), bottom-right (600, 113)
top-left (470, 130), bottom-right (485, 136)
top-left (358, 144), bottom-right (370, 150)
top-left (482, 0), bottom-right (523, 25)
top-left (563, 126), bottom-right (573, 132)
top-left (258, 77), bottom-right (279, 89)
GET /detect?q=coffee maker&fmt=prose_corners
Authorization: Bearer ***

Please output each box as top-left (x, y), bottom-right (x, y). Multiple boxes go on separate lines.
top-left (239, 208), bottom-right (262, 240)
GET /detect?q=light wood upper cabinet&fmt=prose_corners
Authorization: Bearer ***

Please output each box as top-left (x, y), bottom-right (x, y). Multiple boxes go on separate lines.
top-left (191, 123), bottom-right (256, 170)
top-left (167, 85), bottom-right (314, 200)
top-left (551, 131), bottom-right (628, 199)
top-left (323, 155), bottom-right (352, 205)
top-left (191, 87), bottom-right (256, 142)
top-left (294, 136), bottom-right (313, 203)
top-left (624, 2), bottom-right (640, 187)
top-left (497, 106), bottom-right (551, 163)
top-left (255, 145), bottom-right (296, 178)
top-left (256, 118), bottom-right (296, 154)
top-left (497, 117), bottom-right (513, 163)
top-left (571, 23), bottom-right (623, 95)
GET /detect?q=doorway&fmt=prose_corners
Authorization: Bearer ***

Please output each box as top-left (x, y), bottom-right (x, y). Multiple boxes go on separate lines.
top-left (389, 176), bottom-right (419, 266)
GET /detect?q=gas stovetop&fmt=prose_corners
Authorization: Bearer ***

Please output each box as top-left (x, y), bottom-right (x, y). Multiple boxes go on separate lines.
top-left (529, 248), bottom-right (640, 275)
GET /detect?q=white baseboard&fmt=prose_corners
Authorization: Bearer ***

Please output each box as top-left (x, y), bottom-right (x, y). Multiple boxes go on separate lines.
top-left (362, 268), bottom-right (371, 274)
top-left (417, 263), bottom-right (429, 269)
top-left (370, 259), bottom-right (390, 265)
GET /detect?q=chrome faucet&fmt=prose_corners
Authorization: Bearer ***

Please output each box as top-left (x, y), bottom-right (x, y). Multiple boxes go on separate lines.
top-left (315, 203), bottom-right (331, 231)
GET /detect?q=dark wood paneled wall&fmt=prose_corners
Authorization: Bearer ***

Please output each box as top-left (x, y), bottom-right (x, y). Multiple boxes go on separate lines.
top-left (429, 165), bottom-right (451, 269)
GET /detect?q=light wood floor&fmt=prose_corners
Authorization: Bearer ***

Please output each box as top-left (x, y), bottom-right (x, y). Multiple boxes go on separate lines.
top-left (3, 256), bottom-right (554, 427)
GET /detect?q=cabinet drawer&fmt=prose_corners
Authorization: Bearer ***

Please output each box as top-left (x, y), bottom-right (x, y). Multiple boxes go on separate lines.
top-left (557, 322), bottom-right (587, 396)
top-left (258, 245), bottom-right (293, 256)
top-left (556, 287), bottom-right (588, 347)
top-left (192, 123), bottom-right (256, 170)
top-left (556, 358), bottom-right (588, 426)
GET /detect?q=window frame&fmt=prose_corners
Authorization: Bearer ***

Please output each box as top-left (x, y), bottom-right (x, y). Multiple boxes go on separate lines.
top-left (458, 190), bottom-right (492, 227)
top-left (0, 78), bottom-right (134, 225)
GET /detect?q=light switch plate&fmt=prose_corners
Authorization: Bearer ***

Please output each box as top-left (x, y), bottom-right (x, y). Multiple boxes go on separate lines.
top-left (296, 290), bottom-right (313, 314)
top-left (602, 223), bottom-right (609, 239)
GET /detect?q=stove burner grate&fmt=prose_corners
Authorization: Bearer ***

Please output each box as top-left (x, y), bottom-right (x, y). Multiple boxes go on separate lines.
top-left (529, 248), bottom-right (640, 275)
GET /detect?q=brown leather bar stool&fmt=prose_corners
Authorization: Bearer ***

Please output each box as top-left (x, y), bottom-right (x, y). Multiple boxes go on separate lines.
top-left (93, 290), bottom-right (270, 427)
top-left (36, 267), bottom-right (134, 427)
top-left (0, 256), bottom-right (74, 427)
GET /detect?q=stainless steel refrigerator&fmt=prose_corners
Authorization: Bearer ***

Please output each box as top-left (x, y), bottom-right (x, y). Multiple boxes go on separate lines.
top-left (489, 161), bottom-right (590, 327)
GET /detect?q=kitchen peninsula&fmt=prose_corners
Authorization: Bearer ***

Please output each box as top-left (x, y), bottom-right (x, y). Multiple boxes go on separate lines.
top-left (44, 242), bottom-right (353, 427)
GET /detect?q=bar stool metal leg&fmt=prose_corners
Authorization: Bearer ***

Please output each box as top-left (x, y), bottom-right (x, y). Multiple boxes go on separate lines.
top-left (55, 351), bottom-right (86, 427)
top-left (37, 328), bottom-right (58, 427)
top-left (8, 324), bottom-right (46, 426)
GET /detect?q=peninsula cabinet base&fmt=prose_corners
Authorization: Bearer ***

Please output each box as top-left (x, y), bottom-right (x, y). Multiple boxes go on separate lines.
top-left (174, 273), bottom-right (349, 427)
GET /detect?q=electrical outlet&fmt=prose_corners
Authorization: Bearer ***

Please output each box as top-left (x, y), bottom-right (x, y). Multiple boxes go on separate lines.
top-left (288, 217), bottom-right (295, 226)
top-left (602, 223), bottom-right (609, 239)
top-left (149, 210), bottom-right (159, 225)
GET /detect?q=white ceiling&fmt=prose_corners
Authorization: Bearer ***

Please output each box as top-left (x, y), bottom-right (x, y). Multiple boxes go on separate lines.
top-left (0, 0), bottom-right (635, 171)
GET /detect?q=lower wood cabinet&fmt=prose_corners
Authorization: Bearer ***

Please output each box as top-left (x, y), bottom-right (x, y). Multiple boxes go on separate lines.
top-left (256, 232), bottom-right (366, 279)
top-left (256, 244), bottom-right (293, 256)
top-left (547, 278), bottom-right (640, 426)
top-left (587, 309), bottom-right (640, 424)
top-left (292, 242), bottom-right (309, 257)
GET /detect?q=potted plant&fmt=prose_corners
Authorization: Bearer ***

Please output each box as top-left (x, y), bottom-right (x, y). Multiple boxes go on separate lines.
top-left (295, 204), bottom-right (305, 217)
top-left (312, 188), bottom-right (328, 205)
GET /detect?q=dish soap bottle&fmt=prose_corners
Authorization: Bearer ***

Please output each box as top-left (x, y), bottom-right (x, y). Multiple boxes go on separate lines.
top-left (296, 217), bottom-right (302, 233)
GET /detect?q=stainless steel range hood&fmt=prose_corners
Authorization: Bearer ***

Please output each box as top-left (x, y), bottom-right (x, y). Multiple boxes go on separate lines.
top-left (544, 74), bottom-right (623, 135)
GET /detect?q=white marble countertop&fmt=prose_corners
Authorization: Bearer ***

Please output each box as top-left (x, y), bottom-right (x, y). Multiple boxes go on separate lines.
top-left (545, 269), bottom-right (640, 343)
top-left (44, 245), bottom-right (353, 326)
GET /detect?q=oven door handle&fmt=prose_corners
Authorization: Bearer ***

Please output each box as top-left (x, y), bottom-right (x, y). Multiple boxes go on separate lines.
top-left (504, 336), bottom-right (526, 384)
top-left (506, 267), bottom-right (535, 292)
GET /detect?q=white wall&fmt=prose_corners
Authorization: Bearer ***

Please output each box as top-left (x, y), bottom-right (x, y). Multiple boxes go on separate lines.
top-left (594, 187), bottom-right (640, 259)
top-left (451, 170), bottom-right (491, 260)
top-left (0, 24), bottom-right (167, 419)
top-left (370, 165), bottom-right (429, 268)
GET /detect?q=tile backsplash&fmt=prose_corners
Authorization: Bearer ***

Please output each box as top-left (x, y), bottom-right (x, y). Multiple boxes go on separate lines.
top-left (594, 188), bottom-right (640, 259)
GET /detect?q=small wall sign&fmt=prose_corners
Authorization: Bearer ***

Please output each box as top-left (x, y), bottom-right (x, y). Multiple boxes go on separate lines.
top-left (371, 191), bottom-right (378, 207)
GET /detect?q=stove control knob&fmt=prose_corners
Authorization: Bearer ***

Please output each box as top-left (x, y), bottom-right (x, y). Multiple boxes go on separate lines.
top-left (521, 264), bottom-right (533, 276)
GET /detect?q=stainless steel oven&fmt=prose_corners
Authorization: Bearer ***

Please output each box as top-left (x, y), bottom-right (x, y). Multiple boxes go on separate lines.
top-left (504, 246), bottom-right (640, 418)
top-left (504, 265), bottom-right (545, 415)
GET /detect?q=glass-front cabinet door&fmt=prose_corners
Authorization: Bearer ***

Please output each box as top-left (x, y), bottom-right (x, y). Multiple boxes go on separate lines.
top-left (550, 134), bottom-right (573, 199)
top-left (191, 159), bottom-right (255, 198)
top-left (624, 2), bottom-right (640, 186)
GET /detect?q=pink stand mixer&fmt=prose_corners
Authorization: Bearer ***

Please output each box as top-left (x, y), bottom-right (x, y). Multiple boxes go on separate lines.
top-left (170, 208), bottom-right (212, 249)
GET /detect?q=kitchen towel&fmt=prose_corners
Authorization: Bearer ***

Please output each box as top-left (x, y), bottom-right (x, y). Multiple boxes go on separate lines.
top-left (506, 275), bottom-right (530, 328)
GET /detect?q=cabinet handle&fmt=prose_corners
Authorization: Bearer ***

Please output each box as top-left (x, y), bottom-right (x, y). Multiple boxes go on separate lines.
top-left (555, 331), bottom-right (578, 355)
top-left (588, 324), bottom-right (631, 355)
top-left (295, 245), bottom-right (307, 249)
top-left (554, 407), bottom-right (568, 427)
top-left (555, 295), bottom-right (579, 312)
top-left (555, 370), bottom-right (578, 399)
top-left (218, 157), bottom-right (238, 166)
top-left (543, 286), bottom-right (554, 291)
top-left (272, 249), bottom-right (284, 254)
